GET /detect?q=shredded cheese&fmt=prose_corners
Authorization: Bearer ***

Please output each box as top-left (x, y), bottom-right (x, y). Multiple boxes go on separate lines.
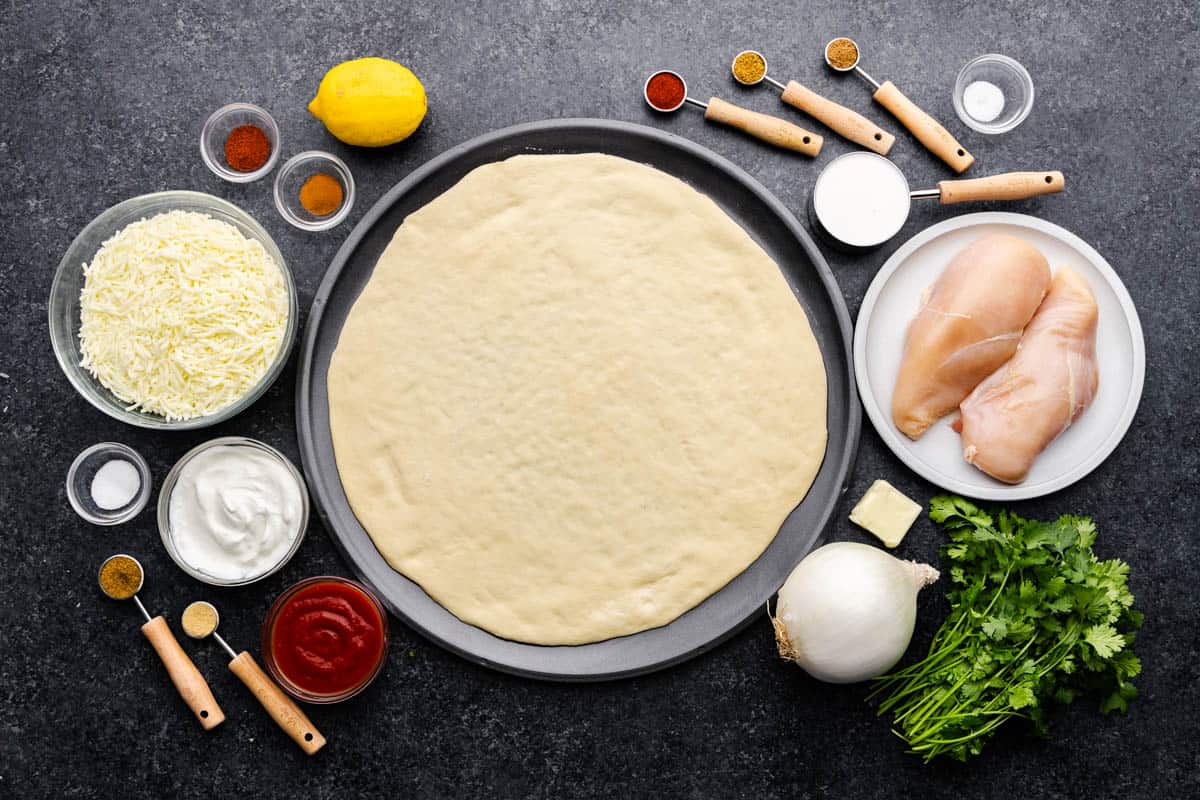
top-left (79, 210), bottom-right (288, 421)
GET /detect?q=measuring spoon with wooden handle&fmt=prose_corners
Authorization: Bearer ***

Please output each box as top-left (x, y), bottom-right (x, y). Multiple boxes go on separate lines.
top-left (182, 601), bottom-right (325, 755)
top-left (98, 554), bottom-right (224, 730)
top-left (731, 50), bottom-right (895, 155)
top-left (644, 70), bottom-right (823, 157)
top-left (825, 38), bottom-right (974, 173)
top-left (703, 97), bottom-right (824, 156)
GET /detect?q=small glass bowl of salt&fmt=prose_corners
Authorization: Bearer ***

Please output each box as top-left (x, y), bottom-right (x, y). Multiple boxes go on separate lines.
top-left (66, 443), bottom-right (152, 526)
top-left (952, 54), bottom-right (1034, 134)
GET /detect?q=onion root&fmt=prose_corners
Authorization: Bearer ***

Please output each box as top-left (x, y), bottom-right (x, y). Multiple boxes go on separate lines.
top-left (769, 603), bottom-right (800, 662)
top-left (906, 561), bottom-right (941, 588)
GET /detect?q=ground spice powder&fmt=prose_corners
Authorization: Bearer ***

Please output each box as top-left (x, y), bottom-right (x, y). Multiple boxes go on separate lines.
top-left (645, 71), bottom-right (686, 111)
top-left (732, 51), bottom-right (766, 84)
top-left (299, 173), bottom-right (344, 216)
top-left (99, 555), bottom-right (141, 600)
top-left (224, 124), bottom-right (271, 172)
top-left (182, 602), bottom-right (218, 638)
top-left (826, 38), bottom-right (859, 70)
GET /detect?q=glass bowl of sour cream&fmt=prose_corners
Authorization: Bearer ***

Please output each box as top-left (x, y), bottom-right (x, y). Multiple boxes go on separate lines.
top-left (157, 436), bottom-right (309, 586)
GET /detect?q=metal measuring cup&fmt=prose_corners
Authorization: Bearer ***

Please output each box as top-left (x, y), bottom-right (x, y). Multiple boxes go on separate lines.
top-left (808, 151), bottom-right (1064, 251)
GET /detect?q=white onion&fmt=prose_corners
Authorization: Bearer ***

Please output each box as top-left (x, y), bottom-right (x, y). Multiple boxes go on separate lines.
top-left (772, 542), bottom-right (939, 683)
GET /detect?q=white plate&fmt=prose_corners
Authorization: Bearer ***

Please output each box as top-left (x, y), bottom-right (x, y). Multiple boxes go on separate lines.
top-left (854, 212), bottom-right (1145, 500)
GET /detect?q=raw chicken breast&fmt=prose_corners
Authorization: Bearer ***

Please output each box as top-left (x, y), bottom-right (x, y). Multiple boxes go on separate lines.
top-left (957, 267), bottom-right (1100, 483)
top-left (892, 234), bottom-right (1051, 439)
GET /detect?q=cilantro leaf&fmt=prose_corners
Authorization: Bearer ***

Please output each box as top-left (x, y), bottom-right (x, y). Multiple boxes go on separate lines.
top-left (1008, 685), bottom-right (1036, 710)
top-left (982, 617), bottom-right (1008, 640)
top-left (871, 496), bottom-right (1141, 762)
top-left (1100, 681), bottom-right (1138, 715)
top-left (1084, 624), bottom-right (1126, 658)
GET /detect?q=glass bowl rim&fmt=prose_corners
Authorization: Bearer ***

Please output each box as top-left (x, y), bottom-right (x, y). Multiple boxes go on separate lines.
top-left (66, 441), bottom-right (153, 526)
top-left (952, 53), bottom-right (1035, 135)
top-left (261, 575), bottom-right (390, 703)
top-left (273, 150), bottom-right (356, 232)
top-left (156, 436), bottom-right (309, 586)
top-left (48, 189), bottom-right (298, 430)
top-left (199, 102), bottom-right (282, 183)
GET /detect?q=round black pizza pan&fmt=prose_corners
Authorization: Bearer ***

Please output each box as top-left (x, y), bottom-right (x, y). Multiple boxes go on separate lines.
top-left (296, 118), bottom-right (860, 681)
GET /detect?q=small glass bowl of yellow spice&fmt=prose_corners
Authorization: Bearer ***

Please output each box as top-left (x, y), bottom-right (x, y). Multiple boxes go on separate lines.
top-left (273, 150), bottom-right (355, 231)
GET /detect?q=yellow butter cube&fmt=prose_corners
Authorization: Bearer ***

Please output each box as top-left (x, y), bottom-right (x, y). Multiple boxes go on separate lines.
top-left (849, 480), bottom-right (922, 548)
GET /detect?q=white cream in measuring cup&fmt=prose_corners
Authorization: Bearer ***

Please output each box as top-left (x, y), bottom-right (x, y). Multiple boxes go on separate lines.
top-left (811, 152), bottom-right (1067, 250)
top-left (167, 443), bottom-right (305, 582)
top-left (810, 151), bottom-right (911, 249)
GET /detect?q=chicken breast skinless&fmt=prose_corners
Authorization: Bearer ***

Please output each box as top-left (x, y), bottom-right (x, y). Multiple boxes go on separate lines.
top-left (956, 267), bottom-right (1100, 484)
top-left (891, 234), bottom-right (1052, 439)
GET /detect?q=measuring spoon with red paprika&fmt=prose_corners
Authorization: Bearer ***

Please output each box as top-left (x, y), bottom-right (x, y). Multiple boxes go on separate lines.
top-left (643, 69), bottom-right (823, 157)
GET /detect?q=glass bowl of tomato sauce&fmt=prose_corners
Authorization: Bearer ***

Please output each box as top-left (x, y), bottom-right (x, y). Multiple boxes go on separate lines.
top-left (262, 576), bottom-right (389, 703)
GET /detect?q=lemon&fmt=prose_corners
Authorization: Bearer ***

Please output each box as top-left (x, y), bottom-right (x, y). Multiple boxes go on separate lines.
top-left (308, 57), bottom-right (427, 147)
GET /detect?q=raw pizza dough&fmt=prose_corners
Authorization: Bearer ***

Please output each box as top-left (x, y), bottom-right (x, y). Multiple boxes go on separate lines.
top-left (327, 153), bottom-right (827, 645)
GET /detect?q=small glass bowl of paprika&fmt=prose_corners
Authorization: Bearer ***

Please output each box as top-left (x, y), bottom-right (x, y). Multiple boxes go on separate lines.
top-left (273, 150), bottom-right (355, 232)
top-left (262, 575), bottom-right (388, 703)
top-left (200, 103), bottom-right (281, 183)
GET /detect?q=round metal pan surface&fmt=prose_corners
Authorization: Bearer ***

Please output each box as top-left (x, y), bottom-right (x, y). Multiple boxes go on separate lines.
top-left (296, 119), bottom-right (859, 681)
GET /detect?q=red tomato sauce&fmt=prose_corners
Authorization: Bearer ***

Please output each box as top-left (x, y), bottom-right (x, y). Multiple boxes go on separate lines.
top-left (270, 580), bottom-right (385, 696)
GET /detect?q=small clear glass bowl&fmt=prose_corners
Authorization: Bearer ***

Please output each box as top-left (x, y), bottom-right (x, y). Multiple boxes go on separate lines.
top-left (157, 437), bottom-right (309, 586)
top-left (952, 54), bottom-right (1034, 134)
top-left (199, 103), bottom-right (281, 183)
top-left (66, 442), bottom-right (152, 526)
top-left (48, 191), bottom-right (298, 430)
top-left (273, 150), bottom-right (355, 232)
top-left (262, 576), bottom-right (389, 704)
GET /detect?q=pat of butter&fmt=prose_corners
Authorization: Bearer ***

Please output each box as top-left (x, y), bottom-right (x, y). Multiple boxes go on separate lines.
top-left (849, 480), bottom-right (922, 548)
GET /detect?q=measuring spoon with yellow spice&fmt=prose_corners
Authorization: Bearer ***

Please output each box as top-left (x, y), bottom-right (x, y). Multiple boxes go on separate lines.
top-left (182, 601), bottom-right (326, 755)
top-left (731, 50), bottom-right (896, 155)
top-left (97, 554), bottom-right (224, 729)
top-left (825, 37), bottom-right (974, 173)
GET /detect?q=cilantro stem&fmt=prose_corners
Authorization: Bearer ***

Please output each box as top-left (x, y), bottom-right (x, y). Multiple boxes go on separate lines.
top-left (870, 497), bottom-right (1140, 762)
top-left (904, 629), bottom-right (1041, 745)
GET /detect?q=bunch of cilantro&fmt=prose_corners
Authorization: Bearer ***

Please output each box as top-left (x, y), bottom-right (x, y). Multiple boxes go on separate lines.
top-left (869, 495), bottom-right (1142, 762)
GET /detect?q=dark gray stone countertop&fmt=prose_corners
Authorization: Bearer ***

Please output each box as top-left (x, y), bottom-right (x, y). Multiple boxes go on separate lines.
top-left (2, 1), bottom-right (1197, 797)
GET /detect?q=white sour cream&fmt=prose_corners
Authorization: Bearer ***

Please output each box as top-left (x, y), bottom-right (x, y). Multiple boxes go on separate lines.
top-left (812, 151), bottom-right (911, 248)
top-left (168, 444), bottom-right (304, 581)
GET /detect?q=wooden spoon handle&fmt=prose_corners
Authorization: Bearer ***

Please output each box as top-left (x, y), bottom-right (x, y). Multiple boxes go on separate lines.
top-left (140, 616), bottom-right (224, 729)
top-left (937, 171), bottom-right (1065, 204)
top-left (872, 80), bottom-right (974, 173)
top-left (704, 97), bottom-right (823, 157)
top-left (780, 80), bottom-right (894, 155)
top-left (229, 652), bottom-right (326, 755)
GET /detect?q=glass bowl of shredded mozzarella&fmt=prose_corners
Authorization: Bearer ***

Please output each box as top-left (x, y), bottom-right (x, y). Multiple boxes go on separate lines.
top-left (49, 191), bottom-right (297, 429)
